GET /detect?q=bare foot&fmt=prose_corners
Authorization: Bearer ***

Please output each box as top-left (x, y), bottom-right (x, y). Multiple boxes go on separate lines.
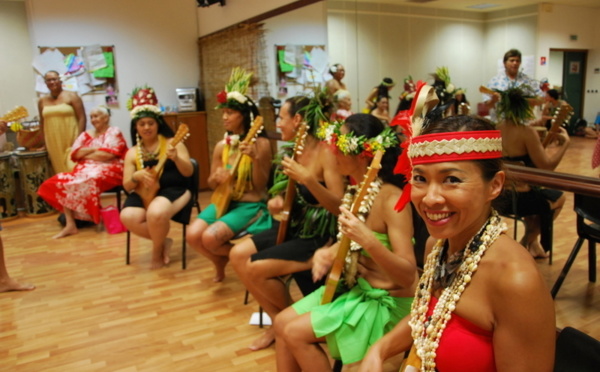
top-left (0, 278), bottom-right (36, 293)
top-left (163, 238), bottom-right (173, 265)
top-left (249, 328), bottom-right (275, 351)
top-left (212, 256), bottom-right (229, 282)
top-left (527, 241), bottom-right (549, 259)
top-left (150, 259), bottom-right (166, 270)
top-left (52, 226), bottom-right (78, 239)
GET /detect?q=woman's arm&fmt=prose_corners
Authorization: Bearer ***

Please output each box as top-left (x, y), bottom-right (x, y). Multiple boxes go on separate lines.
top-left (364, 88), bottom-right (377, 109)
top-left (207, 141), bottom-right (228, 190)
top-left (524, 125), bottom-right (570, 170)
top-left (285, 146), bottom-right (345, 215)
top-left (68, 92), bottom-right (86, 134)
top-left (168, 141), bottom-right (193, 177)
top-left (491, 249), bottom-right (556, 372)
top-left (366, 187), bottom-right (417, 288)
top-left (338, 187), bottom-right (417, 289)
top-left (122, 148), bottom-right (139, 192)
top-left (358, 317), bottom-right (413, 372)
top-left (246, 137), bottom-right (273, 194)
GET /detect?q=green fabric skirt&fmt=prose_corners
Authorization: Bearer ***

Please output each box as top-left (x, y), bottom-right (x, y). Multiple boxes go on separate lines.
top-left (292, 277), bottom-right (413, 364)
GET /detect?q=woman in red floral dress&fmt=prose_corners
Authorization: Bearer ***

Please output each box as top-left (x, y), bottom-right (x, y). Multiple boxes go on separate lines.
top-left (38, 106), bottom-right (128, 239)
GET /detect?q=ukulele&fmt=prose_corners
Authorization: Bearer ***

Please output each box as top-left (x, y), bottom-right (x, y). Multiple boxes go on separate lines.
top-left (275, 122), bottom-right (309, 244)
top-left (542, 103), bottom-right (573, 147)
top-left (136, 124), bottom-right (190, 209)
top-left (210, 116), bottom-right (264, 219)
top-left (1, 106), bottom-right (29, 124)
top-left (320, 149), bottom-right (384, 305)
top-left (479, 85), bottom-right (539, 107)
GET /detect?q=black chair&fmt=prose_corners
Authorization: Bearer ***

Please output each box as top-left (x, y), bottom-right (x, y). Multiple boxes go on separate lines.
top-left (554, 326), bottom-right (600, 372)
top-left (126, 158), bottom-right (200, 269)
top-left (550, 193), bottom-right (599, 298)
top-left (498, 178), bottom-right (554, 263)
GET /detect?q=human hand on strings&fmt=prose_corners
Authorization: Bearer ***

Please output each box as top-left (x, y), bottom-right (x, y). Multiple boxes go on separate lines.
top-left (338, 206), bottom-right (374, 249)
top-left (239, 139), bottom-right (257, 159)
top-left (282, 155), bottom-right (310, 184)
top-left (166, 143), bottom-right (178, 161)
top-left (312, 242), bottom-right (336, 282)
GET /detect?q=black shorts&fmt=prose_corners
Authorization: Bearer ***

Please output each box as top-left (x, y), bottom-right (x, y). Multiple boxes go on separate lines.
top-left (123, 187), bottom-right (188, 208)
top-left (250, 222), bottom-right (332, 296)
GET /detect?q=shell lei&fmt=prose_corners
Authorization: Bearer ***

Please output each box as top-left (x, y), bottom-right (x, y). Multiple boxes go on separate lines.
top-left (339, 178), bottom-right (383, 287)
top-left (136, 134), bottom-right (167, 171)
top-left (408, 210), bottom-right (505, 372)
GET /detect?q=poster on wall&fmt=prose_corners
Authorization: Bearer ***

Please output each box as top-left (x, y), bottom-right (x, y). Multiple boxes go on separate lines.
top-left (276, 45), bottom-right (328, 95)
top-left (34, 45), bottom-right (118, 97)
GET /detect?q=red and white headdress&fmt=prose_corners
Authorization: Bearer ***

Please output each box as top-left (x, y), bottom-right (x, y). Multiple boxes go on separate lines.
top-left (391, 81), bottom-right (502, 211)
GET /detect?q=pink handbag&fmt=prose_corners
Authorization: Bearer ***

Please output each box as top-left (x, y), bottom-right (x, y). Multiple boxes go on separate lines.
top-left (100, 205), bottom-right (127, 234)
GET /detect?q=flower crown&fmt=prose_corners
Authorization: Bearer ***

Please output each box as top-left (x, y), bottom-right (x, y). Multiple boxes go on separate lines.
top-left (216, 67), bottom-right (255, 112)
top-left (127, 86), bottom-right (161, 119)
top-left (316, 120), bottom-right (398, 157)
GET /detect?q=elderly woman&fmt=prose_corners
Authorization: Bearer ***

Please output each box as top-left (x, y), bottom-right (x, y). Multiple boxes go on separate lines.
top-left (120, 87), bottom-right (193, 269)
top-left (359, 112), bottom-right (555, 372)
top-left (38, 106), bottom-right (128, 239)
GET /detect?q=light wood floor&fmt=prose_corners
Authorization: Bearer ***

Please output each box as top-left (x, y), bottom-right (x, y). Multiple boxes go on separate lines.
top-left (1, 136), bottom-right (598, 372)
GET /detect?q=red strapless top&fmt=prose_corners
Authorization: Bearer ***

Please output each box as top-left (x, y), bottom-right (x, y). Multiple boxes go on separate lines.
top-left (426, 297), bottom-right (497, 372)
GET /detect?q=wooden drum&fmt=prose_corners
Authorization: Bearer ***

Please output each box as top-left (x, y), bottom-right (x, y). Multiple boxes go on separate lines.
top-left (0, 152), bottom-right (18, 221)
top-left (15, 150), bottom-right (54, 217)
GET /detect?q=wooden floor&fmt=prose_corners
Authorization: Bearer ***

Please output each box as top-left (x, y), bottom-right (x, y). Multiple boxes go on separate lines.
top-left (1, 136), bottom-right (598, 371)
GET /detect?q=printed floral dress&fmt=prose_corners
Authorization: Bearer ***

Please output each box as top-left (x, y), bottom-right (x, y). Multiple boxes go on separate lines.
top-left (37, 127), bottom-right (128, 223)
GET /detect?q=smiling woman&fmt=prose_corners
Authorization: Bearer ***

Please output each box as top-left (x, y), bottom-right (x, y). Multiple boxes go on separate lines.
top-left (359, 113), bottom-right (556, 372)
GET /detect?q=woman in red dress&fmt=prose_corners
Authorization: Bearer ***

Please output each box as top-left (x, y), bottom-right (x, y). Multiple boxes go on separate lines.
top-left (38, 106), bottom-right (128, 239)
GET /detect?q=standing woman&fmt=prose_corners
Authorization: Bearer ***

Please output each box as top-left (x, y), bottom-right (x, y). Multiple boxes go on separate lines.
top-left (359, 114), bottom-right (555, 372)
top-left (38, 70), bottom-right (86, 173)
top-left (120, 87), bottom-right (193, 269)
top-left (274, 114), bottom-right (417, 371)
top-left (229, 94), bottom-right (345, 351)
top-left (38, 106), bottom-right (128, 239)
top-left (186, 68), bottom-right (273, 282)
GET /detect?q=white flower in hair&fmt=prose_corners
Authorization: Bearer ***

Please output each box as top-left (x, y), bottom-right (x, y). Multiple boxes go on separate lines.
top-left (130, 104), bottom-right (162, 119)
top-left (227, 91), bottom-right (248, 104)
top-left (346, 136), bottom-right (360, 153)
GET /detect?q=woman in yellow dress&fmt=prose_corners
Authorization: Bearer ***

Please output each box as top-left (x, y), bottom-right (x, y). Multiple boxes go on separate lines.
top-left (37, 70), bottom-right (86, 173)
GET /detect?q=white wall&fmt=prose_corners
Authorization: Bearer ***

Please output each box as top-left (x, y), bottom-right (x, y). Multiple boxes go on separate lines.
top-left (0, 1), bottom-right (36, 117)
top-left (24, 0), bottom-right (200, 144)
top-left (327, 1), bottom-right (487, 111)
top-left (537, 3), bottom-right (600, 122)
top-left (262, 2), bottom-right (328, 99)
top-left (196, 0), bottom-right (299, 37)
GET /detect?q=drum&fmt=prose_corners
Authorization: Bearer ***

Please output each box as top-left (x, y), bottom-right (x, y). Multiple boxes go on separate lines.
top-left (0, 152), bottom-right (18, 221)
top-left (15, 150), bottom-right (54, 217)
top-left (16, 120), bottom-right (44, 150)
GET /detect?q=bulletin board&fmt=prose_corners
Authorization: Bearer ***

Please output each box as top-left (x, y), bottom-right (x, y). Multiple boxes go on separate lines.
top-left (36, 45), bottom-right (118, 95)
top-left (275, 44), bottom-right (328, 89)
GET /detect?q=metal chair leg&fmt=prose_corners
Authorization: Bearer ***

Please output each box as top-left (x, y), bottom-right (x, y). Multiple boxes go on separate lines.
top-left (551, 237), bottom-right (585, 298)
top-left (589, 241), bottom-right (596, 283)
top-left (126, 231), bottom-right (131, 265)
